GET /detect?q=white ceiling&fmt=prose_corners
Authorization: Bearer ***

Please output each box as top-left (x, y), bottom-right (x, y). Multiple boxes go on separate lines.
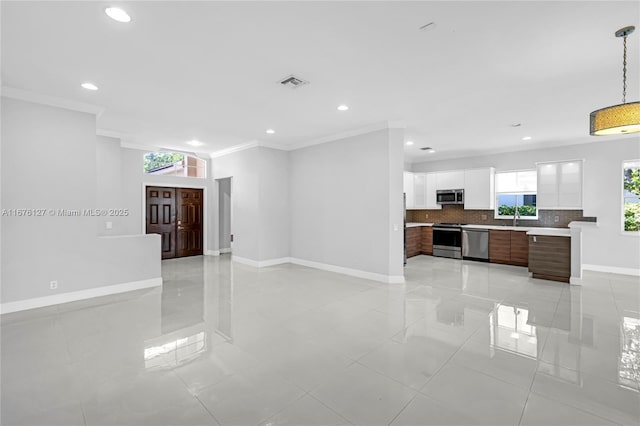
top-left (2, 1), bottom-right (639, 162)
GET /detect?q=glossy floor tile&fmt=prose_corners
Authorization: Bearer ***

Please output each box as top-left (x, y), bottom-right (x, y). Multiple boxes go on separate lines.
top-left (1, 254), bottom-right (639, 425)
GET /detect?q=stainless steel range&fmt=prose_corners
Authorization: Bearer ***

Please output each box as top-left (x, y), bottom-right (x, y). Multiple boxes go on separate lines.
top-left (432, 223), bottom-right (465, 259)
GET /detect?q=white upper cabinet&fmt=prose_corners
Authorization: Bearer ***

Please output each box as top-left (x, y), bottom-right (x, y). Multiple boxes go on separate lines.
top-left (536, 160), bottom-right (583, 209)
top-left (413, 173), bottom-right (427, 208)
top-left (403, 171), bottom-right (415, 209)
top-left (425, 172), bottom-right (441, 209)
top-left (436, 170), bottom-right (465, 190)
top-left (403, 171), bottom-right (441, 210)
top-left (464, 168), bottom-right (495, 210)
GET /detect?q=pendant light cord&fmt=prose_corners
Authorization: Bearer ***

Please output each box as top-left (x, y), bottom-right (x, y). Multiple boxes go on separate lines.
top-left (623, 34), bottom-right (627, 104)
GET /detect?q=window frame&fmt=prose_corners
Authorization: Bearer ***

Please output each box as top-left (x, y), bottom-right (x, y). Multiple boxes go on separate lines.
top-left (622, 159), bottom-right (640, 235)
top-left (143, 151), bottom-right (207, 179)
top-left (494, 169), bottom-right (538, 220)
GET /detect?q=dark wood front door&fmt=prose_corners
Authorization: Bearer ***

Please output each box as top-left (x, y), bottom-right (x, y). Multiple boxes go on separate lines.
top-left (177, 188), bottom-right (203, 257)
top-left (146, 187), bottom-right (176, 259)
top-left (146, 186), bottom-right (203, 259)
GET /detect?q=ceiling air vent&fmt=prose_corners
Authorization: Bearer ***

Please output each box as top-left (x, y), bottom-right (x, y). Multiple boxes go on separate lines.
top-left (278, 75), bottom-right (309, 89)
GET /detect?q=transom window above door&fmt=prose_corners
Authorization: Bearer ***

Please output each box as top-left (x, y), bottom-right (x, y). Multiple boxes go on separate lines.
top-left (143, 152), bottom-right (206, 178)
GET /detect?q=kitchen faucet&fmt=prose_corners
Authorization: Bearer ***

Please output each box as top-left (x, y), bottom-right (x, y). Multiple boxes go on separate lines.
top-left (513, 199), bottom-right (520, 227)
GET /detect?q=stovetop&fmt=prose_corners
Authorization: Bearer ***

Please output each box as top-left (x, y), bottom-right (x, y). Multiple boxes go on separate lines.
top-left (435, 223), bottom-right (467, 227)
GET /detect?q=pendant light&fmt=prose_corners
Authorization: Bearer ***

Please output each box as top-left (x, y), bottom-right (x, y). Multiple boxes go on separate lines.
top-left (590, 26), bottom-right (640, 136)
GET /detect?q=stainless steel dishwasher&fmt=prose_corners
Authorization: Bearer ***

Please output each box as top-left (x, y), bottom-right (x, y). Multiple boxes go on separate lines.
top-left (462, 228), bottom-right (489, 261)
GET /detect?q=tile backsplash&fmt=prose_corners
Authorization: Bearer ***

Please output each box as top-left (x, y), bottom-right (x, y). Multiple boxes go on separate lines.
top-left (406, 205), bottom-right (596, 228)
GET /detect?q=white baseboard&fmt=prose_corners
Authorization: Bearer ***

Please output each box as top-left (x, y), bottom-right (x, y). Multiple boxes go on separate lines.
top-left (231, 255), bottom-right (404, 284)
top-left (231, 255), bottom-right (259, 267)
top-left (582, 264), bottom-right (640, 277)
top-left (0, 277), bottom-right (163, 315)
top-left (205, 250), bottom-right (220, 256)
top-left (257, 257), bottom-right (291, 267)
top-left (569, 277), bottom-right (582, 285)
top-left (289, 257), bottom-right (405, 284)
top-left (232, 255), bottom-right (290, 268)
top-left (219, 248), bottom-right (232, 254)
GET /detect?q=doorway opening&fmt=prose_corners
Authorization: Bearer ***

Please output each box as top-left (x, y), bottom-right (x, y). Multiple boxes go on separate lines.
top-left (145, 186), bottom-right (204, 259)
top-left (217, 178), bottom-right (232, 254)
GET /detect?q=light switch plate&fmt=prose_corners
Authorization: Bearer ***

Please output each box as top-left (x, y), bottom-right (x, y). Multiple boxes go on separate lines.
top-left (106, 221), bottom-right (113, 229)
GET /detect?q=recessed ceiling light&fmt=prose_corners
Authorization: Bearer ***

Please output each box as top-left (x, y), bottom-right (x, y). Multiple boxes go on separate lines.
top-left (266, 129), bottom-right (275, 134)
top-left (105, 7), bottom-right (131, 23)
top-left (420, 147), bottom-right (436, 153)
top-left (337, 105), bottom-right (349, 111)
top-left (511, 123), bottom-right (522, 127)
top-left (405, 141), bottom-right (414, 146)
top-left (186, 140), bottom-right (203, 147)
top-left (81, 82), bottom-right (99, 91)
top-left (522, 136), bottom-right (532, 141)
top-left (427, 149), bottom-right (436, 154)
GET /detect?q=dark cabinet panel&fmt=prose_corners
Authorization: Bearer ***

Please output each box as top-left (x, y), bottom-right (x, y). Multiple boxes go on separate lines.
top-left (489, 229), bottom-right (530, 267)
top-left (510, 231), bottom-right (529, 267)
top-left (529, 235), bottom-right (570, 283)
top-left (489, 230), bottom-right (511, 264)
top-left (406, 227), bottom-right (421, 258)
top-left (420, 226), bottom-right (433, 255)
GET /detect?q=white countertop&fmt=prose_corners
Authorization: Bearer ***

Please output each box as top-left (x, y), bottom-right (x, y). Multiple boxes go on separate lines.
top-left (406, 222), bottom-right (433, 228)
top-left (462, 224), bottom-right (530, 231)
top-left (526, 228), bottom-right (571, 237)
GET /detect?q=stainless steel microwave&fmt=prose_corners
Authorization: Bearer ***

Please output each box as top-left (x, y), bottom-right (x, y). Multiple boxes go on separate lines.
top-left (436, 189), bottom-right (464, 205)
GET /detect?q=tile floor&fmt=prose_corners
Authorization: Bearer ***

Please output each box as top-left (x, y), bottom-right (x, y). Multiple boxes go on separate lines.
top-left (1, 254), bottom-right (639, 426)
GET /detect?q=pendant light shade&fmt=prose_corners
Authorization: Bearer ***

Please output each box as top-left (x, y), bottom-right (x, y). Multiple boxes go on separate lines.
top-left (590, 26), bottom-right (640, 136)
top-left (590, 101), bottom-right (640, 135)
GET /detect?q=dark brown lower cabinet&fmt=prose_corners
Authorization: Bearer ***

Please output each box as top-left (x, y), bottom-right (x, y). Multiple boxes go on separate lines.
top-left (489, 230), bottom-right (511, 264)
top-left (406, 227), bottom-right (421, 258)
top-left (421, 226), bottom-right (433, 255)
top-left (489, 230), bottom-right (529, 267)
top-left (510, 231), bottom-right (529, 266)
top-left (406, 225), bottom-right (433, 258)
top-left (528, 235), bottom-right (570, 283)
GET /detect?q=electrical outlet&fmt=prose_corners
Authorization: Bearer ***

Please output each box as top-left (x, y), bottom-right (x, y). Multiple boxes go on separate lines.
top-left (554, 216), bottom-right (560, 222)
top-left (481, 214), bottom-right (487, 220)
top-left (425, 214), bottom-right (429, 219)
top-left (50, 280), bottom-right (58, 290)
top-left (105, 221), bottom-right (113, 230)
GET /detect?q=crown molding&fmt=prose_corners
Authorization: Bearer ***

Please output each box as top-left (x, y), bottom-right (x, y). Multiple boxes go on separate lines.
top-left (281, 120), bottom-right (405, 151)
top-left (96, 128), bottom-right (125, 140)
top-left (209, 121), bottom-right (405, 159)
top-left (120, 141), bottom-right (162, 152)
top-left (210, 140), bottom-right (260, 159)
top-left (1, 86), bottom-right (106, 117)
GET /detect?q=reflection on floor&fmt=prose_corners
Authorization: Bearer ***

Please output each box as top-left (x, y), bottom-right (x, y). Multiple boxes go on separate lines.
top-left (1, 254), bottom-right (639, 425)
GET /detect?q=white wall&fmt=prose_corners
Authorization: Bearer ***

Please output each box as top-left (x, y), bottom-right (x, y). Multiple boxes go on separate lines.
top-left (211, 147), bottom-right (260, 260)
top-left (290, 128), bottom-right (405, 280)
top-left (258, 147), bottom-right (290, 261)
top-left (412, 137), bottom-right (640, 272)
top-left (1, 98), bottom-right (161, 306)
top-left (218, 177), bottom-right (231, 251)
top-left (96, 136), bottom-right (127, 235)
top-left (211, 146), bottom-right (289, 263)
